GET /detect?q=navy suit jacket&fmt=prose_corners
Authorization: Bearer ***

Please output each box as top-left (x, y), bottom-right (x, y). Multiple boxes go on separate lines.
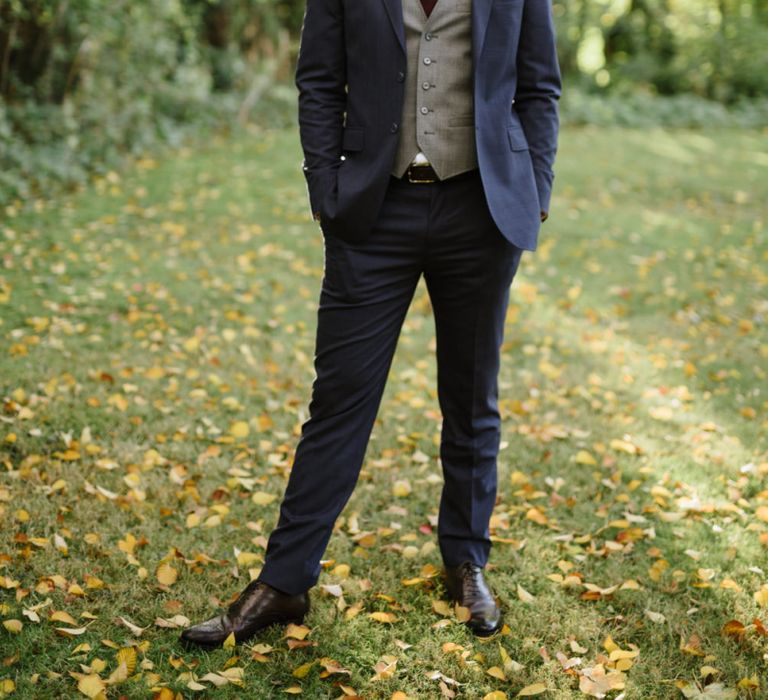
top-left (296, 0), bottom-right (562, 251)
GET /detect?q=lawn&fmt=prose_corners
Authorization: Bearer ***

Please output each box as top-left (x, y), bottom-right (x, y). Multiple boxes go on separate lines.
top-left (1, 123), bottom-right (766, 699)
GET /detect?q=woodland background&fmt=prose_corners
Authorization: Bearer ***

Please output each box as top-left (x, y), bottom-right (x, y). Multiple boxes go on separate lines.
top-left (1, 0), bottom-right (767, 205)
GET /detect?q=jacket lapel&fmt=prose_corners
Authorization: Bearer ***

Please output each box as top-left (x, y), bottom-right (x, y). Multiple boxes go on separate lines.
top-left (382, 0), bottom-right (406, 54)
top-left (472, 0), bottom-right (493, 68)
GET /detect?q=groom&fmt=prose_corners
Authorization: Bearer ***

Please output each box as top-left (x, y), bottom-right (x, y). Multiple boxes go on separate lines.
top-left (182, 0), bottom-right (560, 648)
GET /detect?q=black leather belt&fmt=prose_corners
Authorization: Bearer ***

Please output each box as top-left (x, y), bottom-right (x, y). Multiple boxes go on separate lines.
top-left (399, 163), bottom-right (480, 185)
top-left (403, 162), bottom-right (440, 183)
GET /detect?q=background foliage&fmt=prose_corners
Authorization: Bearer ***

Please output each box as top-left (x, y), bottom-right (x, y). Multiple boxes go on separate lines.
top-left (1, 0), bottom-right (767, 205)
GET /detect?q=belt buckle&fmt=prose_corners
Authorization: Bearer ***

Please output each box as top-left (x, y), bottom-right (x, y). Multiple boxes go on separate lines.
top-left (407, 164), bottom-right (437, 184)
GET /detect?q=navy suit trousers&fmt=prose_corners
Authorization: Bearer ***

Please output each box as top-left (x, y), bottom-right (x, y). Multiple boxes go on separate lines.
top-left (257, 170), bottom-right (524, 595)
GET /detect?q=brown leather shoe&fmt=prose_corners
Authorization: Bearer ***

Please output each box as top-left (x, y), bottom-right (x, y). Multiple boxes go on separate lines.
top-left (444, 562), bottom-right (503, 637)
top-left (180, 580), bottom-right (310, 650)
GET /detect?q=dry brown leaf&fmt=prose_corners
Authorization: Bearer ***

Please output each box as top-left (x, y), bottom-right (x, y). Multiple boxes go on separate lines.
top-left (579, 664), bottom-right (626, 698)
top-left (371, 655), bottom-right (398, 681)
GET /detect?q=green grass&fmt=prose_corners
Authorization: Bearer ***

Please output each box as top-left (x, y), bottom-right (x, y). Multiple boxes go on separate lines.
top-left (1, 123), bottom-right (767, 699)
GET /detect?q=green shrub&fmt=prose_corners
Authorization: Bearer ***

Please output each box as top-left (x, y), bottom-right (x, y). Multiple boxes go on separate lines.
top-left (0, 0), bottom-right (296, 205)
top-left (561, 88), bottom-right (768, 129)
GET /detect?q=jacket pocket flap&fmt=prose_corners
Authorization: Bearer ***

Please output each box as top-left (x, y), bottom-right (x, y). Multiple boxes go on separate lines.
top-left (507, 125), bottom-right (529, 151)
top-left (342, 126), bottom-right (365, 152)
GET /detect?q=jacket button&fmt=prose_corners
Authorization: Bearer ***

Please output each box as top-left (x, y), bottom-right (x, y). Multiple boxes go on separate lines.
top-left (390, 123), bottom-right (399, 133)
top-left (397, 71), bottom-right (405, 82)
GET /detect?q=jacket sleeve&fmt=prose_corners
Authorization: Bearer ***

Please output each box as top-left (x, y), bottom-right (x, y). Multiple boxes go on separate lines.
top-left (514, 0), bottom-right (562, 215)
top-left (295, 0), bottom-right (347, 215)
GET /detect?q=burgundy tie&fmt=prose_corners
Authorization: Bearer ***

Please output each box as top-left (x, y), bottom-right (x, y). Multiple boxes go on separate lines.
top-left (421, 0), bottom-right (438, 17)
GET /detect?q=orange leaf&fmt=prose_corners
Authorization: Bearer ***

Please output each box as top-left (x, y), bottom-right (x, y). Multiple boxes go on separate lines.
top-left (722, 620), bottom-right (746, 639)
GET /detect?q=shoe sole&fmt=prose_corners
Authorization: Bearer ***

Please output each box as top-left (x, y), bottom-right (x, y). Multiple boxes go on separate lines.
top-left (468, 617), bottom-right (503, 637)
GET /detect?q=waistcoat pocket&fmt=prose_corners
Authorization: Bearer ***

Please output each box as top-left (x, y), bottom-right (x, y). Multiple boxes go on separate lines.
top-left (448, 113), bottom-right (475, 127)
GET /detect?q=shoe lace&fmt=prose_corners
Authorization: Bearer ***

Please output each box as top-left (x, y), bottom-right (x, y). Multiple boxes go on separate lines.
top-left (460, 562), bottom-right (483, 597)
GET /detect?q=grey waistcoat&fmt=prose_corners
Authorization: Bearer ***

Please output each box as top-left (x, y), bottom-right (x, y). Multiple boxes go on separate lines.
top-left (392, 0), bottom-right (478, 180)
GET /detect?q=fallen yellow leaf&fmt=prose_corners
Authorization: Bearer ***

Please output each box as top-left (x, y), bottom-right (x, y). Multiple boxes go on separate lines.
top-left (517, 584), bottom-right (535, 603)
top-left (50, 610), bottom-right (78, 626)
top-left (156, 563), bottom-right (178, 586)
top-left (454, 604), bottom-right (471, 622)
top-left (77, 674), bottom-right (106, 699)
top-left (575, 450), bottom-right (597, 465)
top-left (116, 647), bottom-right (137, 675)
top-left (484, 692), bottom-right (508, 700)
top-left (252, 491), bottom-right (277, 506)
top-left (284, 623), bottom-right (310, 640)
top-left (754, 586), bottom-right (768, 607)
top-left (229, 421), bottom-right (250, 438)
top-left (2, 619), bottom-right (22, 633)
top-left (369, 611), bottom-right (397, 624)
top-left (292, 661), bottom-right (315, 678)
top-left (432, 600), bottom-right (452, 616)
